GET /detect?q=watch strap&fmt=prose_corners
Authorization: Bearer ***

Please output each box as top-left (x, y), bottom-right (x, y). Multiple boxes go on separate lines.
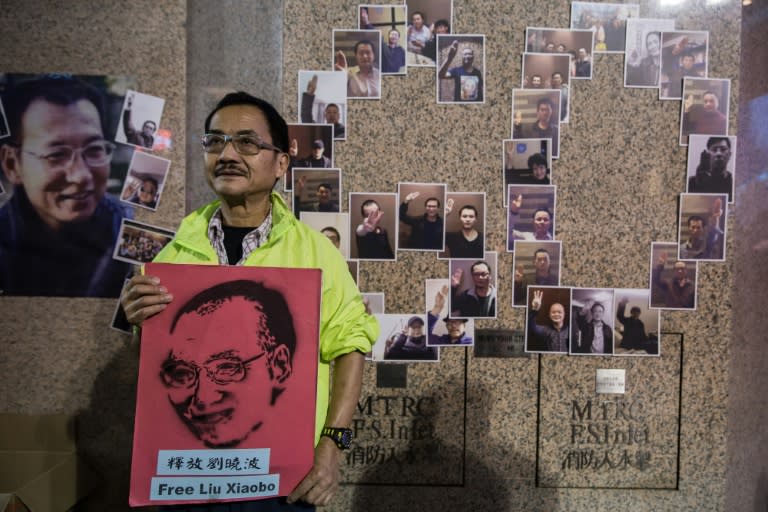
top-left (321, 426), bottom-right (353, 450)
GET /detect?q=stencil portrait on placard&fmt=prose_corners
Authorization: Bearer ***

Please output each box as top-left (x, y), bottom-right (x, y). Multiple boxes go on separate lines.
top-left (130, 264), bottom-right (321, 506)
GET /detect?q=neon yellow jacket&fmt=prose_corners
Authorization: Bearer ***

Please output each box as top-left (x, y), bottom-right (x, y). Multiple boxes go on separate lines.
top-left (153, 192), bottom-right (378, 443)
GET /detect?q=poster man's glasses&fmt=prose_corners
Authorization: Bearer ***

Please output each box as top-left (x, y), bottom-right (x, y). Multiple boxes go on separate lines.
top-left (20, 140), bottom-right (117, 171)
top-left (161, 353), bottom-right (267, 388)
top-left (201, 133), bottom-right (283, 156)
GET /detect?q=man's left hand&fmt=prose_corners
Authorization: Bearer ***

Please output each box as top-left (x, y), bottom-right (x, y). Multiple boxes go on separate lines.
top-left (287, 437), bottom-right (341, 506)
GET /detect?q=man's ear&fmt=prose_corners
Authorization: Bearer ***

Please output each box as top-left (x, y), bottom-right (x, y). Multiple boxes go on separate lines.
top-left (268, 344), bottom-right (293, 405)
top-left (269, 344), bottom-right (292, 384)
top-left (1, 145), bottom-right (23, 185)
top-left (275, 152), bottom-right (289, 180)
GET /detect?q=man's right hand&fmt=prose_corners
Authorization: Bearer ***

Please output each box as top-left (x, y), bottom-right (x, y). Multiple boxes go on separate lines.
top-left (433, 286), bottom-right (448, 312)
top-left (362, 208), bottom-right (384, 233)
top-left (515, 264), bottom-right (524, 283)
top-left (307, 75), bottom-right (318, 95)
top-left (289, 139), bottom-right (299, 157)
top-left (531, 289), bottom-right (543, 311)
top-left (451, 268), bottom-right (463, 288)
top-left (334, 51), bottom-right (348, 71)
top-left (120, 274), bottom-right (173, 327)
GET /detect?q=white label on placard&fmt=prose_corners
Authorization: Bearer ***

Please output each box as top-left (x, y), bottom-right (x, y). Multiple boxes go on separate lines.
top-left (595, 369), bottom-right (626, 394)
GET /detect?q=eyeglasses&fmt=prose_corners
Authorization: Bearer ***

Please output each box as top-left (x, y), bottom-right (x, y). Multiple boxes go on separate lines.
top-left (201, 133), bottom-right (283, 156)
top-left (21, 140), bottom-right (116, 171)
top-left (160, 353), bottom-right (267, 388)
top-left (472, 271), bottom-right (490, 278)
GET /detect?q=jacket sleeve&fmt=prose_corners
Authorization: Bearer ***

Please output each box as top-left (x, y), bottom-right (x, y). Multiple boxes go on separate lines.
top-left (317, 243), bottom-right (379, 362)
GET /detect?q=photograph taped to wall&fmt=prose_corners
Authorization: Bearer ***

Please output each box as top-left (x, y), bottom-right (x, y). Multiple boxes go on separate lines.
top-left (113, 218), bottom-right (175, 265)
top-left (613, 288), bottom-right (660, 357)
top-left (130, 264), bottom-right (320, 505)
top-left (521, 53), bottom-right (571, 122)
top-left (525, 285), bottom-right (571, 354)
top-left (299, 211), bottom-right (350, 259)
top-left (512, 240), bottom-right (561, 308)
top-left (686, 134), bottom-right (736, 203)
top-left (659, 30), bottom-right (709, 100)
top-left (503, 138), bottom-right (552, 199)
top-left (649, 241), bottom-right (698, 310)
top-left (297, 70), bottom-right (347, 140)
top-left (507, 184), bottom-right (556, 251)
top-left (397, 182), bottom-right (447, 251)
top-left (678, 192), bottom-right (727, 262)
top-left (285, 123), bottom-right (334, 191)
top-left (521, 54), bottom-right (570, 89)
top-left (437, 191), bottom-right (485, 260)
top-left (570, 2), bottom-right (639, 53)
top-left (120, 151), bottom-right (171, 212)
top-left (292, 168), bottom-right (341, 216)
top-left (425, 278), bottom-right (474, 346)
top-left (333, 29), bottom-right (383, 99)
top-left (679, 77), bottom-right (730, 146)
top-left (511, 88), bottom-right (561, 158)
top-left (570, 287), bottom-right (615, 356)
top-left (349, 192), bottom-right (397, 260)
top-left (0, 96), bottom-right (8, 139)
top-left (436, 34), bottom-right (486, 104)
top-left (405, 0), bottom-right (453, 67)
top-left (359, 4), bottom-right (408, 75)
top-left (373, 313), bottom-right (439, 362)
top-left (116, 89), bottom-right (165, 151)
top-left (0, 72), bottom-right (137, 298)
top-left (449, 251), bottom-right (497, 319)
top-left (623, 18), bottom-right (676, 88)
top-left (525, 26), bottom-right (595, 57)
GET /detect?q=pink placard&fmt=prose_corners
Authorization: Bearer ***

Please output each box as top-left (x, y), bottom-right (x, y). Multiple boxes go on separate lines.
top-left (129, 263), bottom-right (320, 506)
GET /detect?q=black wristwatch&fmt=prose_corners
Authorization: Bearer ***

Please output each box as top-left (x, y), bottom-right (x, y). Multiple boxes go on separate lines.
top-left (321, 426), bottom-right (353, 450)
